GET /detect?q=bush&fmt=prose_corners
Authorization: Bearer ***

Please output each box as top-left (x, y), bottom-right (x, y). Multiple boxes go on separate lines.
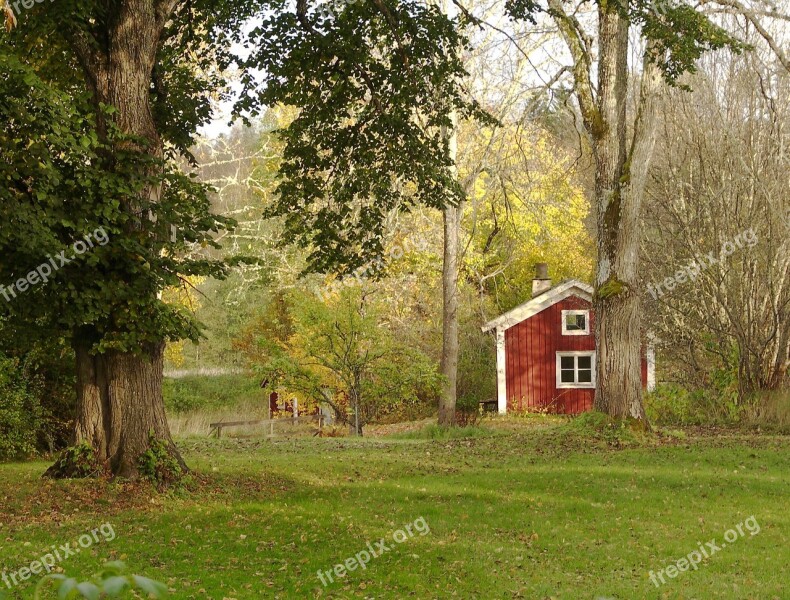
top-left (0, 333), bottom-right (76, 453)
top-left (163, 374), bottom-right (262, 414)
top-left (45, 442), bottom-right (103, 478)
top-left (455, 394), bottom-right (484, 427)
top-left (645, 384), bottom-right (741, 426)
top-left (138, 434), bottom-right (184, 488)
top-left (742, 389), bottom-right (790, 432)
top-left (0, 356), bottom-right (46, 461)
top-left (456, 315), bottom-right (496, 413)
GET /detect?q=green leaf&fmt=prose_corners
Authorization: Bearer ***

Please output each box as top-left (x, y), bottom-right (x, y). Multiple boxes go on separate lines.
top-left (132, 575), bottom-right (168, 597)
top-left (57, 578), bottom-right (78, 600)
top-left (101, 576), bottom-right (130, 596)
top-left (75, 582), bottom-right (101, 600)
top-left (100, 561), bottom-right (128, 575)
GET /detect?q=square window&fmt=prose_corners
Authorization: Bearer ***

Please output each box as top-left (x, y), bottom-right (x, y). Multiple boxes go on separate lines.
top-left (561, 310), bottom-right (590, 335)
top-left (556, 352), bottom-right (595, 388)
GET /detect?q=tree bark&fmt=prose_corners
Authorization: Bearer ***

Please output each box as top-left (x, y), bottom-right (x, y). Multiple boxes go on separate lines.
top-left (52, 0), bottom-right (184, 478)
top-left (71, 336), bottom-right (185, 478)
top-left (551, 0), bottom-right (663, 421)
top-left (438, 71), bottom-right (460, 426)
top-left (589, 12), bottom-right (640, 418)
top-left (439, 200), bottom-right (461, 426)
top-left (594, 39), bottom-right (663, 421)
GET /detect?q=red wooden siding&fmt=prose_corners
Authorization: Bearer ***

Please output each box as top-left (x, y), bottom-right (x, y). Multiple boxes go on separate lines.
top-left (503, 295), bottom-right (648, 414)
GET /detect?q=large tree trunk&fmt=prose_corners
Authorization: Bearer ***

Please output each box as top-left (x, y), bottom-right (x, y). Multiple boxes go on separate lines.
top-left (593, 36), bottom-right (663, 420)
top-left (590, 5), bottom-right (645, 420)
top-left (594, 37), bottom-right (663, 419)
top-left (551, 0), bottom-right (662, 421)
top-left (71, 336), bottom-right (184, 478)
top-left (51, 0), bottom-right (184, 478)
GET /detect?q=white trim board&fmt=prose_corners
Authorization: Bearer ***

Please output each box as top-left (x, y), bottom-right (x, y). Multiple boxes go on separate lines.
top-left (647, 344), bottom-right (656, 392)
top-left (496, 328), bottom-right (507, 414)
top-left (481, 280), bottom-right (593, 333)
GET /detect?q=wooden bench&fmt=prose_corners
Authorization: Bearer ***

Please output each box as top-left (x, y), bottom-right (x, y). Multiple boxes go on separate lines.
top-left (479, 399), bottom-right (498, 413)
top-left (209, 414), bottom-right (325, 438)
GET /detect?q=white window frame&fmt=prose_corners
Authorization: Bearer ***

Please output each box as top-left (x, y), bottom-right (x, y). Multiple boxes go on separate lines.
top-left (556, 351), bottom-right (596, 388)
top-left (561, 309), bottom-right (590, 336)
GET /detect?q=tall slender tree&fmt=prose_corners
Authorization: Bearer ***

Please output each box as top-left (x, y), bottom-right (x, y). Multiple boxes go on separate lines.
top-left (506, 0), bottom-right (745, 420)
top-left (438, 0), bottom-right (461, 426)
top-left (241, 0), bottom-right (492, 431)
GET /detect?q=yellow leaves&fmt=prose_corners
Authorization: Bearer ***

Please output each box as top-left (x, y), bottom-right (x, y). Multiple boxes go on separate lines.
top-left (162, 275), bottom-right (205, 366)
top-left (164, 340), bottom-right (186, 367)
top-left (161, 275), bottom-right (206, 311)
top-left (3, 1), bottom-right (17, 32)
top-left (460, 119), bottom-right (594, 292)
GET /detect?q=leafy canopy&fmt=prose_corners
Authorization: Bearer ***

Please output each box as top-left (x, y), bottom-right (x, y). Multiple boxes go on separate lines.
top-left (237, 0), bottom-right (494, 275)
top-left (0, 49), bottom-right (230, 353)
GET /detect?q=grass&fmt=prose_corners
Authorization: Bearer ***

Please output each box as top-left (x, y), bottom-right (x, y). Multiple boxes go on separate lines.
top-left (164, 374), bottom-right (267, 437)
top-left (388, 423), bottom-right (501, 440)
top-left (0, 419), bottom-right (788, 599)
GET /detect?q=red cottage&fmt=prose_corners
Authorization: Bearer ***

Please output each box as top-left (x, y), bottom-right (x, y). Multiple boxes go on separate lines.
top-left (482, 264), bottom-right (655, 414)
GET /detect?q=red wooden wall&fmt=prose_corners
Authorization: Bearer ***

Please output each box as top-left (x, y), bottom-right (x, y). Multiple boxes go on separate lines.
top-left (503, 295), bottom-right (648, 414)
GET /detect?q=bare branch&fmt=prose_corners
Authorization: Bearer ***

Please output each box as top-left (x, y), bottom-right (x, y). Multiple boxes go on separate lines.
top-left (701, 0), bottom-right (790, 73)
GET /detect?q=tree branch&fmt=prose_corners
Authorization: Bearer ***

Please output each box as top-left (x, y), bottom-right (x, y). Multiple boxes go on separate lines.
top-left (701, 0), bottom-right (790, 73)
top-left (546, 0), bottom-right (599, 134)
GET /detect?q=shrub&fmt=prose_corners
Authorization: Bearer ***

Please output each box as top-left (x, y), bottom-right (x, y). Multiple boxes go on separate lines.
top-left (742, 389), bottom-right (790, 432)
top-left (456, 315), bottom-right (496, 415)
top-left (138, 434), bottom-right (184, 488)
top-left (46, 442), bottom-right (103, 478)
top-left (645, 384), bottom-right (741, 426)
top-left (163, 374), bottom-right (262, 414)
top-left (0, 356), bottom-right (46, 461)
top-left (455, 394), bottom-right (484, 427)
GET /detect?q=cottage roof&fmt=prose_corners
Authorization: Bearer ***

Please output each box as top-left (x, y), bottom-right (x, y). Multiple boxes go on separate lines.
top-left (481, 280), bottom-right (593, 333)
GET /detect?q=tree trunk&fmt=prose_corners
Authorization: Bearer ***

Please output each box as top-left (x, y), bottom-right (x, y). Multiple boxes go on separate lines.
top-left (70, 336), bottom-right (184, 478)
top-left (594, 39), bottom-right (662, 421)
top-left (591, 3), bottom-right (640, 419)
top-left (551, 0), bottom-right (663, 421)
top-left (437, 0), bottom-right (461, 427)
top-left (52, 0), bottom-right (184, 478)
top-left (439, 200), bottom-right (461, 426)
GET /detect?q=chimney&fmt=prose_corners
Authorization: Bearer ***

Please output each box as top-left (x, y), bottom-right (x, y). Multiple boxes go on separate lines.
top-left (532, 263), bottom-right (552, 298)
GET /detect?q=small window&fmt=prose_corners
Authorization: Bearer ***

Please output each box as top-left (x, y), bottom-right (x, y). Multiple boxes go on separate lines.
top-left (561, 310), bottom-right (590, 335)
top-left (556, 352), bottom-right (596, 388)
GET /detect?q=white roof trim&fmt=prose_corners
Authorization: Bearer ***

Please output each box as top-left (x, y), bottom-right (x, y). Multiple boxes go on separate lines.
top-left (481, 280), bottom-right (593, 333)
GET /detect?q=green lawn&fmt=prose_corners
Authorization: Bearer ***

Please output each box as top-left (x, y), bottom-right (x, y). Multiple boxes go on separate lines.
top-left (0, 421), bottom-right (788, 599)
